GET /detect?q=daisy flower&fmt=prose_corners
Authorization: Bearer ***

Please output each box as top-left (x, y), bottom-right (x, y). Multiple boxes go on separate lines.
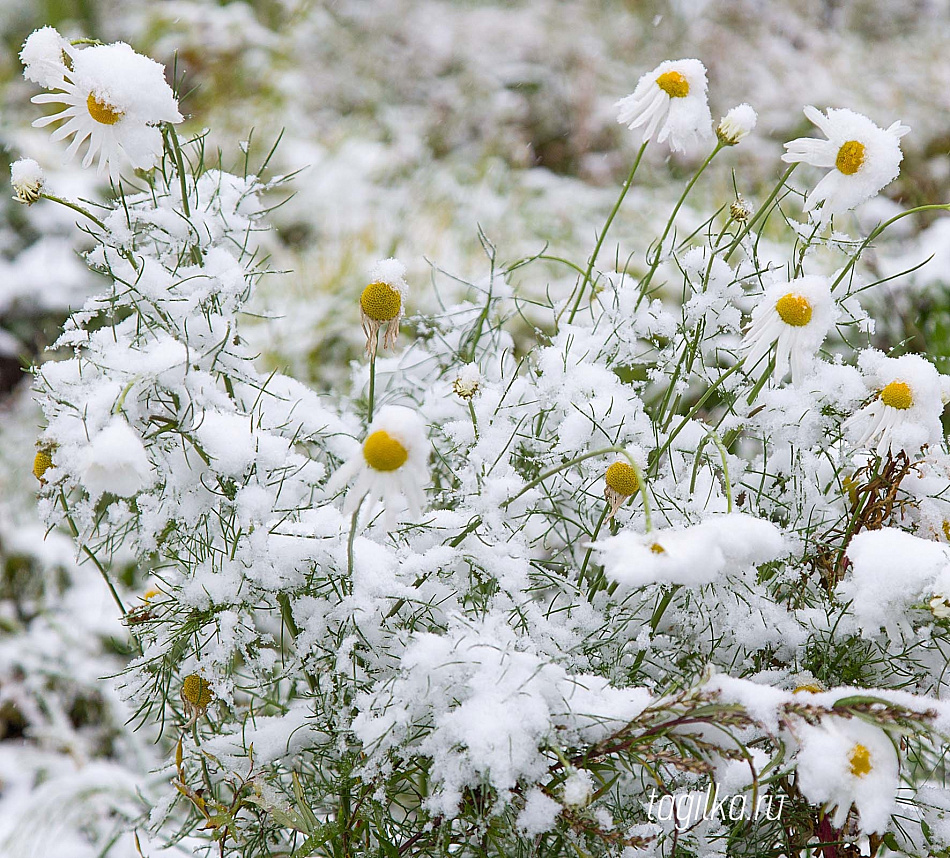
top-left (327, 405), bottom-right (429, 528)
top-left (26, 33), bottom-right (183, 181)
top-left (716, 103), bottom-right (757, 146)
top-left (360, 258), bottom-right (408, 357)
top-left (615, 59), bottom-right (712, 153)
top-left (741, 275), bottom-right (836, 386)
top-left (843, 351), bottom-right (950, 457)
top-left (782, 106), bottom-right (909, 222)
top-left (19, 26), bottom-right (73, 89)
top-left (795, 717), bottom-right (899, 834)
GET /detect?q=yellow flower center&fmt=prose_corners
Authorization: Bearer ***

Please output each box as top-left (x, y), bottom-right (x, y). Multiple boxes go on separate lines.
top-left (605, 461), bottom-right (639, 496)
top-left (835, 140), bottom-right (866, 176)
top-left (792, 683), bottom-right (823, 694)
top-left (880, 380), bottom-right (913, 410)
top-left (363, 430), bottom-right (409, 472)
top-left (33, 450), bottom-right (52, 482)
top-left (360, 281), bottom-right (402, 322)
top-left (848, 743), bottom-right (872, 778)
top-left (775, 293), bottom-right (813, 327)
top-left (143, 588), bottom-right (161, 602)
top-left (656, 70), bottom-right (689, 98)
top-left (649, 542), bottom-right (666, 554)
top-left (942, 520), bottom-right (950, 542)
top-left (182, 674), bottom-right (213, 708)
top-left (86, 92), bottom-right (123, 125)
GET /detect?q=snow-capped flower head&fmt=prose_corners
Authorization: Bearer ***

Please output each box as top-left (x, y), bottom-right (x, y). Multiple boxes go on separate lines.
top-left (717, 103), bottom-right (757, 146)
top-left (603, 460), bottom-right (639, 520)
top-left (782, 106), bottom-right (909, 222)
top-left (795, 717), bottom-right (899, 834)
top-left (730, 196), bottom-right (753, 222)
top-left (741, 275), bottom-right (836, 386)
top-left (26, 35), bottom-right (183, 181)
top-left (843, 350), bottom-right (950, 458)
top-left (19, 26), bottom-right (73, 89)
top-left (78, 418), bottom-right (156, 500)
top-left (360, 258), bottom-right (408, 357)
top-left (452, 363), bottom-right (481, 400)
top-left (929, 594), bottom-right (950, 620)
top-left (615, 59), bottom-right (712, 153)
top-left (327, 405), bottom-right (429, 528)
top-left (10, 158), bottom-right (45, 205)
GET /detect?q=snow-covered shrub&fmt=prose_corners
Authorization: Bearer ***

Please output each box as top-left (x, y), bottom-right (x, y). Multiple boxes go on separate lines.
top-left (15, 28), bottom-right (950, 858)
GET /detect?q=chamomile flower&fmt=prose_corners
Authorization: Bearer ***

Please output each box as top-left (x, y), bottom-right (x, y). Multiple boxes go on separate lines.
top-left (19, 26), bottom-right (73, 89)
top-left (327, 405), bottom-right (429, 528)
top-left (26, 35), bottom-right (183, 181)
top-left (795, 717), bottom-right (899, 834)
top-left (603, 460), bottom-right (640, 520)
top-left (741, 275), bottom-right (836, 386)
top-left (360, 258), bottom-right (408, 357)
top-left (717, 103), bottom-right (757, 146)
top-left (615, 59), bottom-right (712, 153)
top-left (782, 106), bottom-right (909, 222)
top-left (843, 351), bottom-right (950, 457)
top-left (10, 158), bottom-right (45, 205)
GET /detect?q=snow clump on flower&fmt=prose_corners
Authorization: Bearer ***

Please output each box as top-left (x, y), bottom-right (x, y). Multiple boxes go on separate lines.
top-left (10, 158), bottom-right (45, 204)
top-left (78, 418), bottom-right (156, 500)
top-left (717, 103), bottom-right (757, 145)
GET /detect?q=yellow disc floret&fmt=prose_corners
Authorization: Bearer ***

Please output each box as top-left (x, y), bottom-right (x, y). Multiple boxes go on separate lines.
top-left (363, 430), bottom-right (409, 472)
top-left (649, 542), bottom-right (666, 554)
top-left (835, 140), bottom-right (866, 176)
top-left (86, 92), bottom-right (123, 125)
top-left (848, 743), bottom-right (872, 778)
top-left (880, 380), bottom-right (913, 410)
top-left (775, 293), bottom-right (813, 327)
top-left (605, 462), bottom-right (639, 497)
top-left (656, 71), bottom-right (689, 98)
top-left (181, 674), bottom-right (213, 708)
top-left (33, 450), bottom-right (52, 483)
top-left (360, 281), bottom-right (402, 322)
top-left (793, 683), bottom-right (823, 694)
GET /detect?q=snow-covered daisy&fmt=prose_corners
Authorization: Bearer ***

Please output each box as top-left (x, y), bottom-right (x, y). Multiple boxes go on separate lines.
top-left (327, 405), bottom-right (429, 528)
top-left (10, 158), bottom-right (45, 205)
top-left (782, 106), bottom-right (909, 222)
top-left (795, 717), bottom-right (899, 834)
top-left (741, 275), bottom-right (836, 386)
top-left (79, 418), bottom-right (156, 500)
top-left (19, 26), bottom-right (73, 89)
top-left (717, 103), bottom-right (757, 146)
top-left (26, 33), bottom-right (183, 181)
top-left (360, 258), bottom-right (408, 357)
top-left (843, 351), bottom-right (950, 457)
top-left (615, 59), bottom-right (712, 153)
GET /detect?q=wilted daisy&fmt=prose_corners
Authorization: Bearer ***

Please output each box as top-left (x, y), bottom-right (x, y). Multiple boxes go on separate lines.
top-left (26, 33), bottom-right (183, 181)
top-left (360, 258), bottom-right (408, 357)
top-left (717, 103), bottom-right (757, 146)
top-left (843, 351), bottom-right (950, 457)
top-left (615, 59), bottom-right (712, 153)
top-left (741, 275), bottom-right (836, 385)
top-left (782, 106), bottom-right (909, 222)
top-left (10, 158), bottom-right (45, 205)
top-left (603, 460), bottom-right (639, 520)
top-left (452, 363), bottom-right (481, 400)
top-left (795, 717), bottom-right (899, 834)
top-left (327, 405), bottom-right (429, 528)
top-left (180, 673), bottom-right (213, 726)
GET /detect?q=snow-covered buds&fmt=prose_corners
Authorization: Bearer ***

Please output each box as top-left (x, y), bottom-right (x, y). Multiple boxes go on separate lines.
top-left (11, 158), bottom-right (45, 204)
top-left (717, 103), bottom-right (756, 145)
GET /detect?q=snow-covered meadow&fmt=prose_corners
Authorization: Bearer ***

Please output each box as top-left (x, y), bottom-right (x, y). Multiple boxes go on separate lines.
top-left (3, 2), bottom-right (950, 857)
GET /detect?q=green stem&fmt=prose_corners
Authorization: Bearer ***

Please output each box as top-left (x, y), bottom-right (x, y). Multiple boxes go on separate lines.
top-left (636, 141), bottom-right (725, 307)
top-left (164, 123), bottom-right (191, 219)
top-left (467, 400), bottom-right (479, 440)
top-left (367, 344), bottom-right (377, 424)
top-left (278, 593), bottom-right (317, 693)
top-left (564, 141), bottom-right (648, 325)
top-left (707, 431), bottom-right (733, 513)
top-left (504, 446), bottom-right (653, 531)
top-left (723, 164), bottom-right (796, 263)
